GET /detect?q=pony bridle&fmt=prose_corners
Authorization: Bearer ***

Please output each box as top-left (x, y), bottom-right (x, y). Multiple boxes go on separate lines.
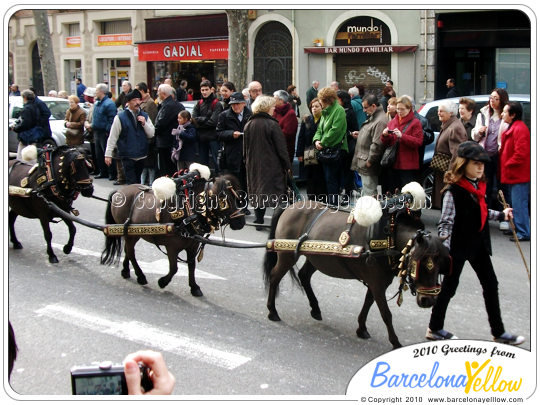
top-left (396, 231), bottom-right (441, 306)
top-left (40, 147), bottom-right (92, 199)
top-left (196, 179), bottom-right (245, 228)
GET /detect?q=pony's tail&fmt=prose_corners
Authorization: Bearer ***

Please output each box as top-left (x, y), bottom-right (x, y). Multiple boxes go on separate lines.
top-left (100, 191), bottom-right (122, 265)
top-left (263, 204), bottom-right (288, 289)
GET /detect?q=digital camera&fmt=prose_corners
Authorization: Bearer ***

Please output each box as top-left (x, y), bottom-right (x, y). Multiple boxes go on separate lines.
top-left (70, 361), bottom-right (153, 395)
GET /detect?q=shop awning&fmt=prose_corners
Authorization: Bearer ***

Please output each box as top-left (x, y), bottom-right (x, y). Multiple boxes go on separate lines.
top-left (137, 38), bottom-right (228, 61)
top-left (304, 45), bottom-right (418, 54)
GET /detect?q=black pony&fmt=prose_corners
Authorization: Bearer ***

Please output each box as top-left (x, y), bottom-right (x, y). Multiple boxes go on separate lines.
top-left (263, 193), bottom-right (450, 349)
top-left (8, 145), bottom-right (94, 263)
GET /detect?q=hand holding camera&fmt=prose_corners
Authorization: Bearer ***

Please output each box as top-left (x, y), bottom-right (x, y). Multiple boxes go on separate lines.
top-left (71, 350), bottom-right (174, 395)
top-left (123, 350), bottom-right (175, 395)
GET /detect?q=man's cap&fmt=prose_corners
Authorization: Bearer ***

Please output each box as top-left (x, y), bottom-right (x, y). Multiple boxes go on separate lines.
top-left (126, 89), bottom-right (142, 101)
top-left (228, 92), bottom-right (246, 104)
top-left (457, 141), bottom-right (490, 163)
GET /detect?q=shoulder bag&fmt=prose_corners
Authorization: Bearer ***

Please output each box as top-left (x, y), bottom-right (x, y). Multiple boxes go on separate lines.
top-left (380, 121), bottom-right (412, 168)
top-left (429, 152), bottom-right (452, 173)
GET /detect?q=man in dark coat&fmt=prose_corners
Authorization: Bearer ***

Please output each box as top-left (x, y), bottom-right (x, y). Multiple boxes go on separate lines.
top-left (306, 80), bottom-right (319, 107)
top-left (446, 78), bottom-right (459, 98)
top-left (216, 92), bottom-right (252, 199)
top-left (193, 79), bottom-right (223, 174)
top-left (154, 83), bottom-right (184, 177)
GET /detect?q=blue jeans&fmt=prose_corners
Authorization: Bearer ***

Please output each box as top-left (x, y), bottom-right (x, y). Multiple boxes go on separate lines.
top-left (321, 159), bottom-right (342, 206)
top-left (509, 182), bottom-right (530, 238)
top-left (197, 140), bottom-right (220, 174)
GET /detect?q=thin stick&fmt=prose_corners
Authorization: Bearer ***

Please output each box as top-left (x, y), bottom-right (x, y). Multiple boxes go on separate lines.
top-left (498, 190), bottom-right (530, 281)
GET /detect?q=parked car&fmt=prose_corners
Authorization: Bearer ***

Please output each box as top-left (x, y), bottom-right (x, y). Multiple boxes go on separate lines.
top-left (181, 100), bottom-right (197, 115)
top-left (417, 94), bottom-right (530, 196)
top-left (8, 96), bottom-right (91, 158)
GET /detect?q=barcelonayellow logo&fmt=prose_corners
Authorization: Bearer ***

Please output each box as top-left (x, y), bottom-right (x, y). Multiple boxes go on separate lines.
top-left (347, 340), bottom-right (533, 400)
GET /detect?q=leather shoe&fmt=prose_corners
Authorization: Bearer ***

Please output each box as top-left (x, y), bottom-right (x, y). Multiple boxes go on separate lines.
top-left (503, 230), bottom-right (513, 235)
top-left (509, 236), bottom-right (530, 242)
top-left (94, 174), bottom-right (108, 179)
top-left (113, 180), bottom-right (126, 185)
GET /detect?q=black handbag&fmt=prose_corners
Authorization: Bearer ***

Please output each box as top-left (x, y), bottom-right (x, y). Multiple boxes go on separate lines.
top-left (379, 122), bottom-right (412, 168)
top-left (316, 146), bottom-right (342, 163)
top-left (380, 142), bottom-right (399, 168)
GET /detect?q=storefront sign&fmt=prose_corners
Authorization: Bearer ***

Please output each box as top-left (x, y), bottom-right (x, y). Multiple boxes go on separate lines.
top-left (304, 45), bottom-right (418, 54)
top-left (137, 39), bottom-right (228, 61)
top-left (98, 34), bottom-right (133, 46)
top-left (66, 36), bottom-right (81, 48)
top-left (335, 16), bottom-right (391, 46)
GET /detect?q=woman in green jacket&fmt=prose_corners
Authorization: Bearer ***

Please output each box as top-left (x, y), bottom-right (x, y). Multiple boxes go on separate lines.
top-left (313, 87), bottom-right (348, 206)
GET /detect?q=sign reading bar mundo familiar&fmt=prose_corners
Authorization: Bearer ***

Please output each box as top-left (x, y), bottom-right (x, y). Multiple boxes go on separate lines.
top-left (137, 39), bottom-right (229, 61)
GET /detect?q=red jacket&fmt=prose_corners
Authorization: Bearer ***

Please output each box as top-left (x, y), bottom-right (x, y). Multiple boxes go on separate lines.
top-left (273, 102), bottom-right (298, 162)
top-left (499, 120), bottom-right (530, 184)
top-left (380, 110), bottom-right (423, 170)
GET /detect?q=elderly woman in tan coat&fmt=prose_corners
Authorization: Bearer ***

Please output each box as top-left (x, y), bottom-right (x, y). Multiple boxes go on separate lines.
top-left (64, 95), bottom-right (87, 146)
top-left (431, 100), bottom-right (468, 209)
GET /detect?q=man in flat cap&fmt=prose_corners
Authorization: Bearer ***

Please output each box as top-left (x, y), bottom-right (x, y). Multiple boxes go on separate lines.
top-left (105, 89), bottom-right (155, 184)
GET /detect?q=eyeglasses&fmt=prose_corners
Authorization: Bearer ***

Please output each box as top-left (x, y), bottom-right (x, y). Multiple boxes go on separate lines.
top-left (396, 107), bottom-right (408, 112)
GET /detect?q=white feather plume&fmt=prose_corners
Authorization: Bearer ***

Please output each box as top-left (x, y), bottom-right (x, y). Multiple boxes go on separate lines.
top-left (189, 163), bottom-right (211, 180)
top-left (151, 176), bottom-right (176, 202)
top-left (353, 196), bottom-right (383, 227)
top-left (401, 181), bottom-right (426, 211)
top-left (21, 145), bottom-right (37, 162)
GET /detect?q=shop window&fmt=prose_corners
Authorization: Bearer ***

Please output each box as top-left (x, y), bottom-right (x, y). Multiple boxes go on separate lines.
top-left (496, 48), bottom-right (530, 95)
top-left (336, 54), bottom-right (391, 98)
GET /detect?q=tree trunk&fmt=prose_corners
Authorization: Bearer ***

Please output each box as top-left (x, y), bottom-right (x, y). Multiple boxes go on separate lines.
top-left (32, 10), bottom-right (58, 95)
top-left (226, 10), bottom-right (249, 91)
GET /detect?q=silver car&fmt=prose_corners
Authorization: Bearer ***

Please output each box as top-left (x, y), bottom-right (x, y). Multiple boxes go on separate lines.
top-left (8, 96), bottom-right (91, 157)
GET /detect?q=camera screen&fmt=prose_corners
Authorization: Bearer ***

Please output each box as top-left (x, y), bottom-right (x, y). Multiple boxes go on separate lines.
top-left (72, 374), bottom-right (125, 395)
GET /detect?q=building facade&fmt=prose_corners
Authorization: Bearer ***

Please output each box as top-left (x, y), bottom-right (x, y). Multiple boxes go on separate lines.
top-left (8, 8), bottom-right (531, 109)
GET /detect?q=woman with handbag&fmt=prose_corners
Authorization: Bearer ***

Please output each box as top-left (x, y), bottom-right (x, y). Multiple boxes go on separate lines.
top-left (380, 96), bottom-right (423, 194)
top-left (296, 98), bottom-right (327, 201)
top-left (431, 100), bottom-right (468, 209)
top-left (11, 89), bottom-right (42, 160)
top-left (64, 95), bottom-right (87, 146)
top-left (312, 87), bottom-right (348, 207)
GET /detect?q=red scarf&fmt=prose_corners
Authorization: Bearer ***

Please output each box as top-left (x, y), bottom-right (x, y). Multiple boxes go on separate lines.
top-left (456, 177), bottom-right (488, 231)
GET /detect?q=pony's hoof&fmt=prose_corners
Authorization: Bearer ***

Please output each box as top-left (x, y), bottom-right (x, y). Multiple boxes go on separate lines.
top-left (268, 312), bottom-right (281, 322)
top-left (12, 242), bottom-right (23, 250)
top-left (121, 270), bottom-right (130, 279)
top-left (137, 277), bottom-right (148, 286)
top-left (63, 245), bottom-right (73, 254)
top-left (49, 255), bottom-right (59, 264)
top-left (311, 310), bottom-right (322, 321)
top-left (191, 288), bottom-right (203, 297)
top-left (158, 278), bottom-right (169, 289)
top-left (356, 329), bottom-right (371, 339)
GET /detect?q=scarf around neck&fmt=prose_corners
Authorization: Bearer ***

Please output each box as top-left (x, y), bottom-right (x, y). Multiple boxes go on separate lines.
top-left (456, 177), bottom-right (488, 231)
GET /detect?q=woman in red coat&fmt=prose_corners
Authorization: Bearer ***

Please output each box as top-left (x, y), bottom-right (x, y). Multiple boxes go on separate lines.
top-left (499, 101), bottom-right (530, 241)
top-left (380, 96), bottom-right (423, 193)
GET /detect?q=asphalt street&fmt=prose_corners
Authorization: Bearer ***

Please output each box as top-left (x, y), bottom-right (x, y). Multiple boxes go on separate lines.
top-left (7, 177), bottom-right (532, 396)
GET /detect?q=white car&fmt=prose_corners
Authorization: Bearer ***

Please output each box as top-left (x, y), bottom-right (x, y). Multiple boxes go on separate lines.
top-left (8, 96), bottom-right (90, 157)
top-left (416, 94), bottom-right (530, 196)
